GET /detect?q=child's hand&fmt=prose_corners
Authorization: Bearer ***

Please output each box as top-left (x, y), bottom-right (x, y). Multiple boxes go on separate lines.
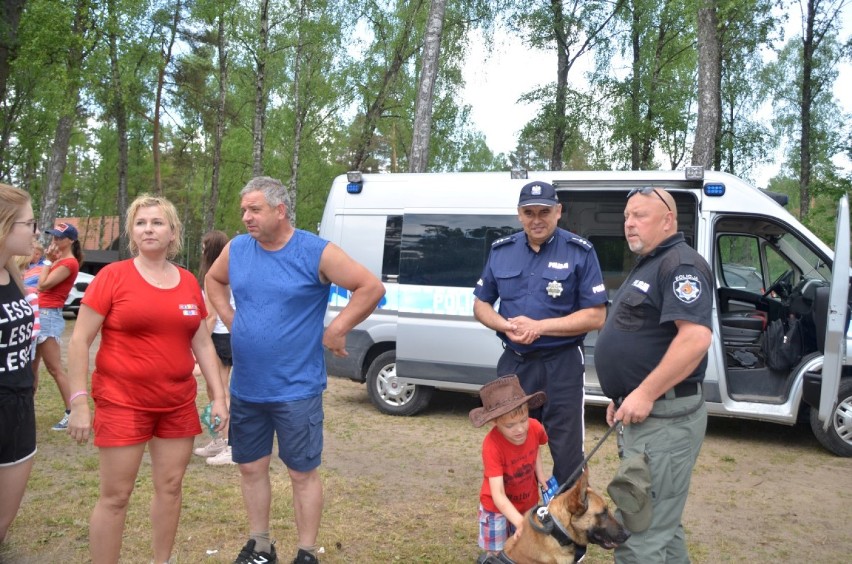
top-left (512, 520), bottom-right (524, 540)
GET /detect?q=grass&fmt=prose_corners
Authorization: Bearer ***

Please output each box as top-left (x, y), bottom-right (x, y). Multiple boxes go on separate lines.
top-left (3, 320), bottom-right (852, 562)
top-left (4, 374), bottom-right (627, 563)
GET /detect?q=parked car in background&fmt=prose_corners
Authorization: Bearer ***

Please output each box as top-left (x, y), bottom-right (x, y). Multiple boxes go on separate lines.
top-left (63, 271), bottom-right (94, 317)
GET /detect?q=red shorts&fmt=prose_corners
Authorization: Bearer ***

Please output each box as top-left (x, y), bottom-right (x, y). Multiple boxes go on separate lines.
top-left (93, 399), bottom-right (202, 447)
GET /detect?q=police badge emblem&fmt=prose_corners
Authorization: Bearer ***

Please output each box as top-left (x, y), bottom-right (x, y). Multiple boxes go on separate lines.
top-left (546, 280), bottom-right (563, 298)
top-left (673, 275), bottom-right (701, 303)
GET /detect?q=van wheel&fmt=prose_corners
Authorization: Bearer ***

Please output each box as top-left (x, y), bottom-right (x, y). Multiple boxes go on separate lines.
top-left (809, 377), bottom-right (852, 457)
top-left (366, 351), bottom-right (433, 416)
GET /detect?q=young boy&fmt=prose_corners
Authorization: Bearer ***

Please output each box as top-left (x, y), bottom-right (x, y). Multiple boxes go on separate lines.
top-left (470, 374), bottom-right (548, 559)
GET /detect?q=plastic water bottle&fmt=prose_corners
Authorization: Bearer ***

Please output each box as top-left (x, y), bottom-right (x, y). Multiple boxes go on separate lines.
top-left (200, 403), bottom-right (218, 436)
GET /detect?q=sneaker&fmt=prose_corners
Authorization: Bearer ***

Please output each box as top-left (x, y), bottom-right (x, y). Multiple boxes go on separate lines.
top-left (234, 539), bottom-right (277, 564)
top-left (206, 445), bottom-right (235, 466)
top-left (51, 412), bottom-right (70, 431)
top-left (194, 436), bottom-right (227, 457)
top-left (292, 548), bottom-right (318, 564)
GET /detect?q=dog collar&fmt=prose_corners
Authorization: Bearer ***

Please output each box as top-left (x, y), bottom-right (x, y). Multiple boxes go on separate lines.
top-left (529, 506), bottom-right (588, 562)
top-left (492, 552), bottom-right (516, 564)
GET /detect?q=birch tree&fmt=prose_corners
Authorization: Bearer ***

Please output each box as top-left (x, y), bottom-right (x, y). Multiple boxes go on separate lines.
top-left (409, 0), bottom-right (446, 173)
top-left (691, 0), bottom-right (720, 168)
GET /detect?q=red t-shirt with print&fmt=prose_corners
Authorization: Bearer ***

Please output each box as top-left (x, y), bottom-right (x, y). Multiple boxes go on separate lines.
top-left (82, 259), bottom-right (206, 411)
top-left (479, 417), bottom-right (548, 514)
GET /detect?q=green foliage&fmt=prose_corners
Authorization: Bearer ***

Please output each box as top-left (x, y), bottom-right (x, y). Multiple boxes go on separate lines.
top-left (0, 0), bottom-right (850, 260)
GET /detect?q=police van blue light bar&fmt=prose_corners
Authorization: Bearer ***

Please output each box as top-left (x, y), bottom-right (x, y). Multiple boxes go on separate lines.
top-left (346, 170), bottom-right (363, 194)
top-left (704, 183), bottom-right (725, 196)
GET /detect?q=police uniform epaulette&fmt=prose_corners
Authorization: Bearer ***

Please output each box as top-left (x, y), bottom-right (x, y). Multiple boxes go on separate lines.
top-left (491, 234), bottom-right (517, 248)
top-left (562, 231), bottom-right (593, 251)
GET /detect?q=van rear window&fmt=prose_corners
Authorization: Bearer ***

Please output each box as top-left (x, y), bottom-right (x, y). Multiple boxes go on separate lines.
top-left (394, 214), bottom-right (518, 287)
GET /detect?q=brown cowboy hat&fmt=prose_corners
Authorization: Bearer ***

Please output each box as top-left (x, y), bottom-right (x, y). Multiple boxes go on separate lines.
top-left (469, 375), bottom-right (547, 428)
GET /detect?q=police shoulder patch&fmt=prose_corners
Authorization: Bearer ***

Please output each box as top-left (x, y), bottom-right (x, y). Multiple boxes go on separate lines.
top-left (672, 274), bottom-right (702, 303)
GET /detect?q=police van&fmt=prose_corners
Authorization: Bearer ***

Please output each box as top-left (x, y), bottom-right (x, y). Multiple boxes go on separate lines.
top-left (320, 169), bottom-right (851, 456)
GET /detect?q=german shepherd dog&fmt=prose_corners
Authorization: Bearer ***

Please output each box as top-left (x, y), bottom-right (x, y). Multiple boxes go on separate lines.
top-left (493, 468), bottom-right (630, 564)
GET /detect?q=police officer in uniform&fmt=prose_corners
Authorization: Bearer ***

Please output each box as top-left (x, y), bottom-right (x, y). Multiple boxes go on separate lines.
top-left (595, 187), bottom-right (712, 563)
top-left (473, 180), bottom-right (607, 486)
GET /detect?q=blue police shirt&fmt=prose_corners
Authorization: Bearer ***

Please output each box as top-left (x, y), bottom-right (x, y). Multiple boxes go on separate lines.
top-left (474, 228), bottom-right (607, 353)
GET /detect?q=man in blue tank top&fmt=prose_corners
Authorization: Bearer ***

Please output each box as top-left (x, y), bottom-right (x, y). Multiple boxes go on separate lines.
top-left (207, 177), bottom-right (385, 564)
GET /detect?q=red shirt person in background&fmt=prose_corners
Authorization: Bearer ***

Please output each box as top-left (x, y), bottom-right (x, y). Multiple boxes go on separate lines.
top-left (35, 222), bottom-right (81, 430)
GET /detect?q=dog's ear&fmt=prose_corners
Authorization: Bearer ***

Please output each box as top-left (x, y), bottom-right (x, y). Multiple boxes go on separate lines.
top-left (566, 465), bottom-right (590, 515)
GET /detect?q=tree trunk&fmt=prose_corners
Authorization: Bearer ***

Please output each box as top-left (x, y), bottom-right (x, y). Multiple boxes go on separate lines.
top-left (207, 6), bottom-right (228, 232)
top-left (40, 113), bottom-right (76, 237)
top-left (39, 0), bottom-right (89, 239)
top-left (799, 0), bottom-right (815, 219)
top-left (629, 1), bottom-right (641, 170)
top-left (153, 0), bottom-right (181, 195)
top-left (350, 0), bottom-right (424, 171)
top-left (409, 0), bottom-right (446, 173)
top-left (550, 0), bottom-right (568, 171)
top-left (287, 0), bottom-right (310, 225)
top-left (252, 0), bottom-right (269, 178)
top-left (0, 0), bottom-right (26, 110)
top-left (107, 0), bottom-right (129, 258)
top-left (692, 0), bottom-right (721, 169)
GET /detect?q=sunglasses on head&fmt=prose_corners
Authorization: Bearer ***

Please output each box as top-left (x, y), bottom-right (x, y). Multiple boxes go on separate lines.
top-left (627, 186), bottom-right (671, 212)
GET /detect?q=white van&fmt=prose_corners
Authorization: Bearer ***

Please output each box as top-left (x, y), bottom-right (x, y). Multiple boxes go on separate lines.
top-left (320, 169), bottom-right (851, 456)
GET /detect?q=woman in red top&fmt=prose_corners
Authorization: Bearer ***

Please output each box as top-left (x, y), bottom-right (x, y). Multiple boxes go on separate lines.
top-left (35, 222), bottom-right (82, 430)
top-left (65, 195), bottom-right (228, 564)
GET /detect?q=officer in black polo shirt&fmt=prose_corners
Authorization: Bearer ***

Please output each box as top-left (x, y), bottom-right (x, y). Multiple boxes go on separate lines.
top-left (473, 180), bottom-right (607, 485)
top-left (595, 187), bottom-right (712, 563)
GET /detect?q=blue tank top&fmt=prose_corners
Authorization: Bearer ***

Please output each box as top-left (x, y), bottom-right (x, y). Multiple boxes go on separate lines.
top-left (228, 230), bottom-right (330, 402)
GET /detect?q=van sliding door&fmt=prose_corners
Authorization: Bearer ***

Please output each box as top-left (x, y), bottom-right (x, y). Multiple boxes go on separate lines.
top-left (395, 212), bottom-right (517, 389)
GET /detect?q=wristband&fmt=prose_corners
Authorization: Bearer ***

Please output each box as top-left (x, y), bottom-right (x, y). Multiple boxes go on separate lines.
top-left (69, 390), bottom-right (89, 403)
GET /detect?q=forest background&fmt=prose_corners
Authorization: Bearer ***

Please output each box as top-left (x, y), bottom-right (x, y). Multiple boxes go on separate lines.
top-left (1, 0), bottom-right (851, 273)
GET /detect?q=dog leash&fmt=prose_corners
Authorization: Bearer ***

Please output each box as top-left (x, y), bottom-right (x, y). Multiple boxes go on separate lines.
top-left (550, 421), bottom-right (622, 500)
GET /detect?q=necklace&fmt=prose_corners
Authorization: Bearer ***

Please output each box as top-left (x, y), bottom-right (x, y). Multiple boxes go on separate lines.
top-left (136, 259), bottom-right (169, 287)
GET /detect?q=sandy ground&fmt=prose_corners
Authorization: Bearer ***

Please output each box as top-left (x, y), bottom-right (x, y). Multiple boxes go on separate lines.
top-left (323, 378), bottom-right (852, 562)
top-left (5, 317), bottom-right (851, 562)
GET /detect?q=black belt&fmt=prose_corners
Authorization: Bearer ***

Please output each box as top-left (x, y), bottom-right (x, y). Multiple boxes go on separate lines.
top-left (503, 341), bottom-right (577, 361)
top-left (657, 381), bottom-right (701, 401)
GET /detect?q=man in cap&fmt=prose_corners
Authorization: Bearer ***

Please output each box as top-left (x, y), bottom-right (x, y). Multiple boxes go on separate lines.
top-left (595, 187), bottom-right (712, 562)
top-left (473, 180), bottom-right (607, 486)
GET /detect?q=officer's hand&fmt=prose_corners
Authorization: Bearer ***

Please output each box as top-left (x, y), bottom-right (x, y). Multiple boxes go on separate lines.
top-left (505, 328), bottom-right (537, 345)
top-left (615, 388), bottom-right (654, 426)
top-left (606, 401), bottom-right (617, 426)
top-left (507, 316), bottom-right (540, 344)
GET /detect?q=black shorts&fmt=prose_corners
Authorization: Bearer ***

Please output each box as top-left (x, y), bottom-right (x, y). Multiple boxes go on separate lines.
top-left (212, 332), bottom-right (233, 366)
top-left (0, 387), bottom-right (37, 466)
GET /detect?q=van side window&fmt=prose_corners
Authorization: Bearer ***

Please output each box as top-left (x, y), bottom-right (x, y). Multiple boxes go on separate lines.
top-left (382, 215), bottom-right (402, 281)
top-left (586, 236), bottom-right (634, 297)
top-left (399, 214), bottom-right (518, 287)
top-left (718, 235), bottom-right (765, 293)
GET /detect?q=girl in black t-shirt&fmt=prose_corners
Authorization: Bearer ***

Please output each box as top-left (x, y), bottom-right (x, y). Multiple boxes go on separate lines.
top-left (0, 183), bottom-right (38, 544)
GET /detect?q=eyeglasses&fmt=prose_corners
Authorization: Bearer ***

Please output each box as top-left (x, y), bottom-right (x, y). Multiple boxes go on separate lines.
top-left (13, 220), bottom-right (38, 233)
top-left (627, 187), bottom-right (671, 212)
